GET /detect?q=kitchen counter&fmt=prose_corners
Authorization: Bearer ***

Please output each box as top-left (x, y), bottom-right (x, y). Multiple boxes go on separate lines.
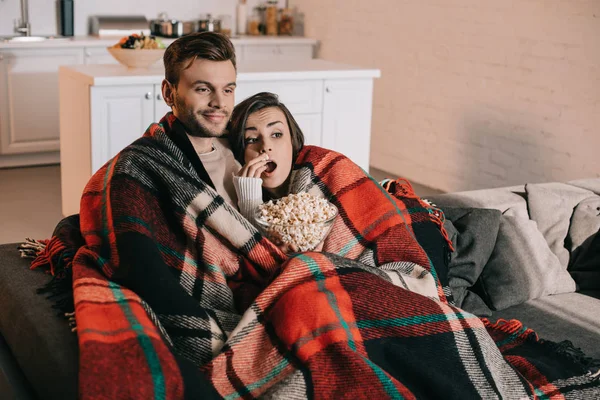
top-left (0, 35), bottom-right (318, 49)
top-left (59, 59), bottom-right (381, 86)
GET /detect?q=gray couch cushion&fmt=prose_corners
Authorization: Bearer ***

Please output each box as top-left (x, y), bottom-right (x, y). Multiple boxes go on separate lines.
top-left (490, 292), bottom-right (600, 360)
top-left (480, 209), bottom-right (576, 311)
top-left (0, 243), bottom-right (78, 400)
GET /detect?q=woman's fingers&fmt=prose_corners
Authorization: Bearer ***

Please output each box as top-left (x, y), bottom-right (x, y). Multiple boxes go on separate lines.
top-left (251, 163), bottom-right (268, 178)
top-left (237, 154), bottom-right (269, 177)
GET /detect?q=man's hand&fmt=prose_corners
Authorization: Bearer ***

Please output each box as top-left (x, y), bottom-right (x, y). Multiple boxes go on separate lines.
top-left (278, 242), bottom-right (299, 254)
top-left (237, 153), bottom-right (269, 178)
top-left (276, 240), bottom-right (323, 254)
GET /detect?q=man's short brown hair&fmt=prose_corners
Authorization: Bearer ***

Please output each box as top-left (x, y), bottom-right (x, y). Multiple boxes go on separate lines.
top-left (163, 32), bottom-right (236, 87)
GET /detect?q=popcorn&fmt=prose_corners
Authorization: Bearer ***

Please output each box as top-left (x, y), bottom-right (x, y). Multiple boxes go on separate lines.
top-left (256, 192), bottom-right (338, 252)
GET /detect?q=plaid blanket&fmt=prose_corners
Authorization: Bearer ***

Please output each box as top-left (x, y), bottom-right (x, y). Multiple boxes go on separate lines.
top-left (35, 113), bottom-right (599, 399)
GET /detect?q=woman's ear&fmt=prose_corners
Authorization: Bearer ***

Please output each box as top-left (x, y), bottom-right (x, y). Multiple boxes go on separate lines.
top-left (162, 79), bottom-right (175, 108)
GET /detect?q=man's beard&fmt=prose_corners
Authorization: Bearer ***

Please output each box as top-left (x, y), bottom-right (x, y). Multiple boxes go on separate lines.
top-left (173, 93), bottom-right (229, 138)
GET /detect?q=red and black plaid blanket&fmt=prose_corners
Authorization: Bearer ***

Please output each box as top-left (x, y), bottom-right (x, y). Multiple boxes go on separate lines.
top-left (33, 114), bottom-right (599, 399)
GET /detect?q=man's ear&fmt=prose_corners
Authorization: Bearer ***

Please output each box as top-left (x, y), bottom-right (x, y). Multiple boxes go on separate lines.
top-left (162, 79), bottom-right (175, 108)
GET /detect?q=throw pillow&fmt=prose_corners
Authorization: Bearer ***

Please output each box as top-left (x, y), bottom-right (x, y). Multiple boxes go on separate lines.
top-left (442, 207), bottom-right (501, 316)
top-left (526, 183), bottom-right (592, 268)
top-left (479, 208), bottom-right (577, 311)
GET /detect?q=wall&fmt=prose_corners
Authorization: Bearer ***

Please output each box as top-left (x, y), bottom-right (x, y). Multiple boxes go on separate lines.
top-left (0, 0), bottom-right (285, 37)
top-left (292, 0), bottom-right (600, 192)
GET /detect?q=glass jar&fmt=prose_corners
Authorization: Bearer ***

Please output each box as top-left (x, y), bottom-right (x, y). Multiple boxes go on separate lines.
top-left (265, 0), bottom-right (278, 36)
top-left (248, 9), bottom-right (261, 36)
top-left (278, 8), bottom-right (294, 36)
top-left (219, 14), bottom-right (232, 37)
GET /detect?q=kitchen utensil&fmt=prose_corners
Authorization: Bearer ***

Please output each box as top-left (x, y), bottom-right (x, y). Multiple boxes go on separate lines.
top-left (197, 14), bottom-right (221, 33)
top-left (150, 12), bottom-right (197, 38)
top-left (89, 15), bottom-right (150, 37)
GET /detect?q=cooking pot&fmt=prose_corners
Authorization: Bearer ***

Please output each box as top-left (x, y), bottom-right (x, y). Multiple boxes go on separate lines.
top-left (197, 14), bottom-right (221, 33)
top-left (150, 12), bottom-right (197, 38)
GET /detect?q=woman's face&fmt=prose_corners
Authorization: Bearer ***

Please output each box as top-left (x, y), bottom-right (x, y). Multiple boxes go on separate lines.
top-left (243, 107), bottom-right (294, 193)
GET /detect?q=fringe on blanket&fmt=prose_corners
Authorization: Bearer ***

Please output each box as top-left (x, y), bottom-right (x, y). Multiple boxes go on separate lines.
top-left (483, 318), bottom-right (600, 378)
top-left (18, 238), bottom-right (76, 327)
top-left (380, 177), bottom-right (455, 252)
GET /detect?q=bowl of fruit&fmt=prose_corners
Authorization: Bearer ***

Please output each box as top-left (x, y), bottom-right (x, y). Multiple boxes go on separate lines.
top-left (108, 33), bottom-right (166, 69)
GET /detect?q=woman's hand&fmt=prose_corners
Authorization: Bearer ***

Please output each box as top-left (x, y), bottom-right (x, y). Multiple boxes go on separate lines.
top-left (237, 153), bottom-right (269, 178)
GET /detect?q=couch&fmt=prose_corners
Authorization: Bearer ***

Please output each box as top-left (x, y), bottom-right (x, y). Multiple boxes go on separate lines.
top-left (0, 179), bottom-right (598, 399)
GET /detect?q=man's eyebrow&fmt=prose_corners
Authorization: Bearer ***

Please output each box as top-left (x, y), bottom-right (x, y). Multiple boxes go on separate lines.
top-left (190, 81), bottom-right (237, 88)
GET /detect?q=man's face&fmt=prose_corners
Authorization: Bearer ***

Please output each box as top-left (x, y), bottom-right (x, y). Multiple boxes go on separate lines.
top-left (165, 59), bottom-right (237, 137)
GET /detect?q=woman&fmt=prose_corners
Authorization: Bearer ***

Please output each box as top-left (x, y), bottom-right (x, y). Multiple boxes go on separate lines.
top-left (228, 91), bottom-right (305, 227)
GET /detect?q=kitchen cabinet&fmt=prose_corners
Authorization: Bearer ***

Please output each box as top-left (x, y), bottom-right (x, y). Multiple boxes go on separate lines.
top-left (322, 79), bottom-right (375, 172)
top-left (90, 85), bottom-right (155, 168)
top-left (58, 61), bottom-right (380, 216)
top-left (0, 48), bottom-right (83, 167)
top-left (89, 83), bottom-right (170, 168)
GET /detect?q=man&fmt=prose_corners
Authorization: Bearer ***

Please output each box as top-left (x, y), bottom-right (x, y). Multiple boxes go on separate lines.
top-left (71, 32), bottom-right (268, 399)
top-left (160, 32), bottom-right (241, 206)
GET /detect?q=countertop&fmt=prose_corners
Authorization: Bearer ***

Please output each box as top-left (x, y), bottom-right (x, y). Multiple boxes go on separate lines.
top-left (0, 35), bottom-right (318, 49)
top-left (59, 59), bottom-right (381, 85)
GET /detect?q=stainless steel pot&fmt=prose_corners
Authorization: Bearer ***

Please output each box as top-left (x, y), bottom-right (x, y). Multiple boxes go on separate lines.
top-left (150, 12), bottom-right (197, 38)
top-left (197, 14), bottom-right (221, 33)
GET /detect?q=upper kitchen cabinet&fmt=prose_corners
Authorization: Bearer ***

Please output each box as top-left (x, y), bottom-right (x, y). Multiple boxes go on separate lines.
top-left (0, 48), bottom-right (83, 159)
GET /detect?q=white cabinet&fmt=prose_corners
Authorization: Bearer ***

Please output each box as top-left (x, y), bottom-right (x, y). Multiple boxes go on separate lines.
top-left (0, 48), bottom-right (83, 164)
top-left (322, 79), bottom-right (375, 172)
top-left (293, 113), bottom-right (322, 147)
top-left (90, 84), bottom-right (170, 170)
top-left (242, 44), bottom-right (313, 62)
top-left (90, 85), bottom-right (155, 170)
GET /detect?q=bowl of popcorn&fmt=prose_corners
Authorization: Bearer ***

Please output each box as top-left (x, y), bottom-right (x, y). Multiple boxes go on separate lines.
top-left (254, 192), bottom-right (338, 252)
top-left (108, 33), bottom-right (166, 69)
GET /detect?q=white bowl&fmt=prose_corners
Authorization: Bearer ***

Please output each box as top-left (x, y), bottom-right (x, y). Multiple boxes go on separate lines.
top-left (107, 47), bottom-right (165, 69)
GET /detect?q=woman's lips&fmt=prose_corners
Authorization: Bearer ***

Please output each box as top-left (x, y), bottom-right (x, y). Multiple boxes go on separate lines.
top-left (262, 161), bottom-right (277, 177)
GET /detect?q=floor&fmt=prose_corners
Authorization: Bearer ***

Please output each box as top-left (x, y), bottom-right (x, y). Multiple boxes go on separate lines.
top-left (0, 165), bottom-right (443, 245)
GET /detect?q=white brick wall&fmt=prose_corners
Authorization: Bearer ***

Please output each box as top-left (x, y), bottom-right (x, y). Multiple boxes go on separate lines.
top-left (292, 0), bottom-right (600, 192)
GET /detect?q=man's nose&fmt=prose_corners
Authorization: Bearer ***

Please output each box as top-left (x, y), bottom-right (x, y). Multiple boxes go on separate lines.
top-left (208, 91), bottom-right (225, 109)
